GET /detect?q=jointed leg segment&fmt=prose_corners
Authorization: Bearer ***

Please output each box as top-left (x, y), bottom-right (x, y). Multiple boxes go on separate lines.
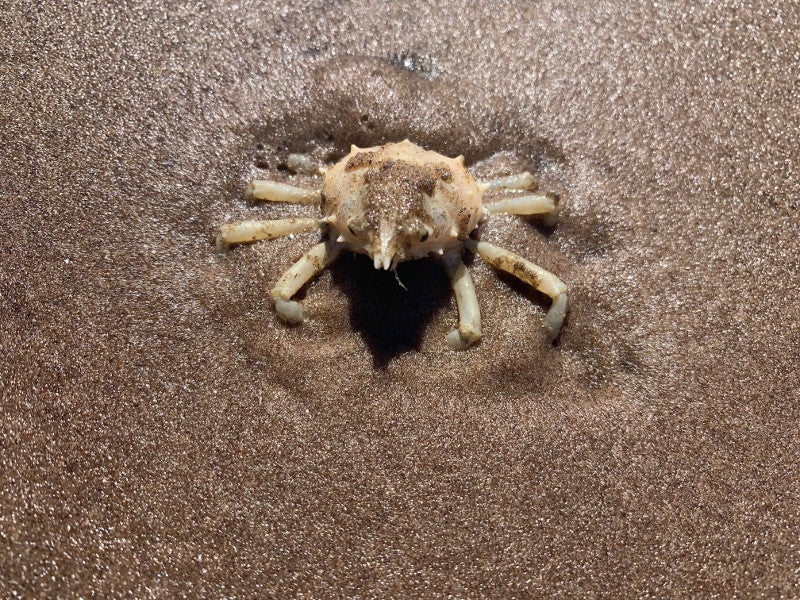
top-left (480, 171), bottom-right (560, 225)
top-left (246, 180), bottom-right (321, 204)
top-left (483, 192), bottom-right (558, 217)
top-left (270, 240), bottom-right (343, 324)
top-left (216, 217), bottom-right (321, 252)
top-left (443, 252), bottom-right (482, 350)
top-left (466, 239), bottom-right (568, 338)
top-left (478, 171), bottom-right (536, 192)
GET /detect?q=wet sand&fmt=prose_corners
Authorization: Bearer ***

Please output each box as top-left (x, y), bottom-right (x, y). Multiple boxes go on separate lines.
top-left (2, 1), bottom-right (798, 596)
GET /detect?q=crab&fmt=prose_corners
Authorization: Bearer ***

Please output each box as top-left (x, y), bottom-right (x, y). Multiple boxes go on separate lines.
top-left (217, 140), bottom-right (568, 350)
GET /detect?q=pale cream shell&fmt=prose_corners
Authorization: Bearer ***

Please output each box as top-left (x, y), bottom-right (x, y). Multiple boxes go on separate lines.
top-left (321, 140), bottom-right (484, 262)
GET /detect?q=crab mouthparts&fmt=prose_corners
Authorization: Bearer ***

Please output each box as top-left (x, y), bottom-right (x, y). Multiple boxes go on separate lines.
top-left (373, 253), bottom-right (392, 270)
top-left (373, 220), bottom-right (398, 270)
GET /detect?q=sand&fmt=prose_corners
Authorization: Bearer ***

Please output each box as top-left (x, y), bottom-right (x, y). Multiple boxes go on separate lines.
top-left (1, 1), bottom-right (798, 596)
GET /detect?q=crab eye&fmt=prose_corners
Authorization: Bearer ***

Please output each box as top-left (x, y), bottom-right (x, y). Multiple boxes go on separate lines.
top-left (420, 230), bottom-right (429, 242)
top-left (346, 215), bottom-right (369, 238)
top-left (417, 175), bottom-right (436, 195)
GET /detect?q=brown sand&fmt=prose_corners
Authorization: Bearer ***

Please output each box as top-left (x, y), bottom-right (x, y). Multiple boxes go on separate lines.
top-left (2, 1), bottom-right (798, 597)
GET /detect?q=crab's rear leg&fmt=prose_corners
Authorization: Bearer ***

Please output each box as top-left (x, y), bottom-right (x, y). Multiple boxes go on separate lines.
top-left (466, 239), bottom-right (568, 339)
top-left (442, 252), bottom-right (482, 350)
top-left (286, 153), bottom-right (321, 175)
top-left (480, 172), bottom-right (561, 226)
top-left (216, 217), bottom-right (321, 253)
top-left (484, 192), bottom-right (561, 227)
top-left (484, 192), bottom-right (558, 217)
top-left (247, 180), bottom-right (321, 204)
top-left (478, 171), bottom-right (536, 192)
top-left (270, 240), bottom-right (343, 324)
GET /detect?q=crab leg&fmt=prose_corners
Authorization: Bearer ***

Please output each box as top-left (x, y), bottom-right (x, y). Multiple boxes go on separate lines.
top-left (286, 153), bottom-right (322, 174)
top-left (478, 171), bottom-right (536, 192)
top-left (442, 253), bottom-right (482, 350)
top-left (216, 217), bottom-right (321, 253)
top-left (465, 239), bottom-right (568, 338)
top-left (270, 240), bottom-right (343, 324)
top-left (246, 180), bottom-right (321, 204)
top-left (483, 192), bottom-right (558, 216)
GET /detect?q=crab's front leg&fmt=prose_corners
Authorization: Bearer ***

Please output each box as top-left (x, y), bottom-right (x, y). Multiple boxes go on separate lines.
top-left (466, 239), bottom-right (568, 339)
top-left (442, 252), bottom-right (482, 350)
top-left (270, 240), bottom-right (343, 324)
